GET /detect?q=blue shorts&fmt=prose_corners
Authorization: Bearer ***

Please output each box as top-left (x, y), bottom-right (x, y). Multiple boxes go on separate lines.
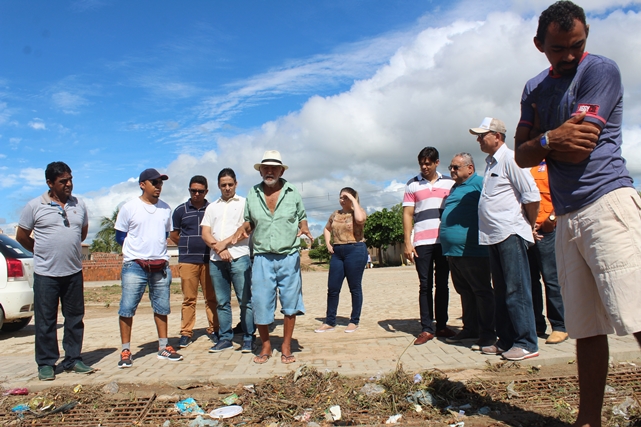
top-left (118, 260), bottom-right (172, 317)
top-left (252, 253), bottom-right (305, 325)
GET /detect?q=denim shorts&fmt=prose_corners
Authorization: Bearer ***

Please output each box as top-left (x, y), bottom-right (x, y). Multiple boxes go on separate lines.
top-left (252, 252), bottom-right (305, 325)
top-left (119, 260), bottom-right (172, 317)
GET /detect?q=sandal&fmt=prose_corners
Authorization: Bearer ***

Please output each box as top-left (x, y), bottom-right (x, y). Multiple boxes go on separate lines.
top-left (281, 354), bottom-right (296, 364)
top-left (253, 354), bottom-right (271, 364)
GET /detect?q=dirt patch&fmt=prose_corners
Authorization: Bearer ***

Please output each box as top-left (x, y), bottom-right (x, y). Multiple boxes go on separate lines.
top-left (2, 363), bottom-right (640, 426)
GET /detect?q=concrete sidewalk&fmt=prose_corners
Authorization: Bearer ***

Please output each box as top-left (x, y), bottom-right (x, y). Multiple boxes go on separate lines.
top-left (2, 267), bottom-right (640, 389)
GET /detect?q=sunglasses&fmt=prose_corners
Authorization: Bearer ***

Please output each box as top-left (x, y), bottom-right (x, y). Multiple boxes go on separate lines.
top-left (189, 188), bottom-right (206, 194)
top-left (149, 179), bottom-right (164, 186)
top-left (58, 210), bottom-right (70, 227)
top-left (448, 165), bottom-right (460, 171)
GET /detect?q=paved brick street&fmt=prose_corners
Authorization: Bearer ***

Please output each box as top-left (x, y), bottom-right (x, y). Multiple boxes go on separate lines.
top-left (2, 266), bottom-right (639, 390)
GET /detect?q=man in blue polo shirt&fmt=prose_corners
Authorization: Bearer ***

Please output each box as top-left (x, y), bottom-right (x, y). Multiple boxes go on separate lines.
top-left (170, 175), bottom-right (219, 349)
top-left (439, 153), bottom-right (495, 351)
top-left (515, 2), bottom-right (641, 425)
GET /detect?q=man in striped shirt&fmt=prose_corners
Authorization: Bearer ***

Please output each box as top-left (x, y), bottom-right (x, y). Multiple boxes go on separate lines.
top-left (403, 147), bottom-right (456, 345)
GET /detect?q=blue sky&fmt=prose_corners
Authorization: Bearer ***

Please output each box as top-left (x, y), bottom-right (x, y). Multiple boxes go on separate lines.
top-left (2, 0), bottom-right (641, 239)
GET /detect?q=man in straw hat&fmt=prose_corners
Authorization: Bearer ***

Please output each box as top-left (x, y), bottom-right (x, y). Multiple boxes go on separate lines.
top-left (233, 150), bottom-right (312, 364)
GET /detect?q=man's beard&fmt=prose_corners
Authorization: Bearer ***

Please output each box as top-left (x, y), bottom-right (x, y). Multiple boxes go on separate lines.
top-left (263, 177), bottom-right (278, 187)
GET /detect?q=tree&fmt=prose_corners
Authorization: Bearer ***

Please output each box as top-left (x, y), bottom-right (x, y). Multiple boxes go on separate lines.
top-left (363, 203), bottom-right (403, 266)
top-left (299, 238), bottom-right (308, 249)
top-left (90, 208), bottom-right (121, 254)
top-left (308, 244), bottom-right (330, 263)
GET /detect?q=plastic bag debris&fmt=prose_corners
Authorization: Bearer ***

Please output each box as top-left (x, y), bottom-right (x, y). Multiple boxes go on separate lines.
top-left (11, 404), bottom-right (30, 413)
top-left (386, 414), bottom-right (402, 424)
top-left (163, 421), bottom-right (171, 427)
top-left (294, 409), bottom-right (313, 422)
top-left (294, 365), bottom-right (306, 382)
top-left (3, 388), bottom-right (28, 396)
top-left (604, 385), bottom-right (616, 394)
top-left (29, 396), bottom-right (55, 411)
top-left (413, 373), bottom-right (423, 383)
top-left (478, 406), bottom-right (491, 415)
top-left (449, 422), bottom-right (465, 427)
top-left (102, 381), bottom-right (119, 394)
top-left (221, 393), bottom-right (239, 405)
top-left (406, 389), bottom-right (437, 406)
top-left (188, 415), bottom-right (219, 427)
top-left (73, 384), bottom-right (82, 393)
top-left (414, 404), bottom-right (423, 413)
top-left (506, 381), bottom-right (520, 398)
top-left (360, 383), bottom-right (385, 396)
top-left (209, 405), bottom-right (243, 419)
top-left (175, 398), bottom-right (205, 416)
top-left (612, 396), bottom-right (639, 419)
top-left (325, 405), bottom-right (341, 421)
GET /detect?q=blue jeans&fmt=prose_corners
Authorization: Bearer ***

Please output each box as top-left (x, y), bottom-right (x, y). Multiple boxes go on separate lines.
top-left (119, 261), bottom-right (172, 317)
top-left (448, 256), bottom-right (495, 343)
top-left (33, 271), bottom-right (85, 369)
top-left (528, 229), bottom-right (566, 333)
top-left (414, 244), bottom-right (450, 333)
top-left (325, 242), bottom-right (368, 326)
top-left (488, 235), bottom-right (538, 352)
top-left (210, 256), bottom-right (255, 341)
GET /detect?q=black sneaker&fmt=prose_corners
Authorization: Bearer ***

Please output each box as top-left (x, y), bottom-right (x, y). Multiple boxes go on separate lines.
top-left (178, 335), bottom-right (192, 348)
top-left (446, 330), bottom-right (479, 343)
top-left (158, 346), bottom-right (183, 361)
top-left (38, 365), bottom-right (55, 381)
top-left (118, 349), bottom-right (133, 368)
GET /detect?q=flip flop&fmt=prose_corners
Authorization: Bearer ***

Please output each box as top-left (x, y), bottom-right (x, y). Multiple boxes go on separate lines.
top-left (281, 354), bottom-right (296, 364)
top-left (253, 354), bottom-right (271, 364)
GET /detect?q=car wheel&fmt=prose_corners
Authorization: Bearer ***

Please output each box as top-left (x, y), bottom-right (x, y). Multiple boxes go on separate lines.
top-left (0, 307), bottom-right (4, 330)
top-left (1, 316), bottom-right (32, 333)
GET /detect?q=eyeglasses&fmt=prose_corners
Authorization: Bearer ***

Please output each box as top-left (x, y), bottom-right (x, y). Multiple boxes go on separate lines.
top-left (149, 179), bottom-right (164, 186)
top-left (58, 210), bottom-right (70, 227)
top-left (448, 165), bottom-right (460, 171)
top-left (189, 188), bottom-right (206, 194)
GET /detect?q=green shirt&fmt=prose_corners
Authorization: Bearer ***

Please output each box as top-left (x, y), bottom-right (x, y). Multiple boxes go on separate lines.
top-left (244, 179), bottom-right (307, 255)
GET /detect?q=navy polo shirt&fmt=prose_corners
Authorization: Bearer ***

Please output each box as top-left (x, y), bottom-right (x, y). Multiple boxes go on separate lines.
top-left (172, 199), bottom-right (210, 264)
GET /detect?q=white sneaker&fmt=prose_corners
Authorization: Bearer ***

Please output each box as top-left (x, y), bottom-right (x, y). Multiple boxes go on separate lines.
top-left (344, 323), bottom-right (359, 333)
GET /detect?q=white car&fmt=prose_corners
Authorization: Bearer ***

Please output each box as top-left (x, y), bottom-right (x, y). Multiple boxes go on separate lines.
top-left (0, 234), bottom-right (34, 332)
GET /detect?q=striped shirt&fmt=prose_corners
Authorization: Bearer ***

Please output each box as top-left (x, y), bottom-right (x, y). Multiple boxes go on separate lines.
top-left (171, 199), bottom-right (210, 264)
top-left (403, 172), bottom-right (454, 247)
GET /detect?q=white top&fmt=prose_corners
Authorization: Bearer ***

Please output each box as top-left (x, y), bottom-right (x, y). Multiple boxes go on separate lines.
top-left (115, 197), bottom-right (172, 262)
top-left (201, 195), bottom-right (250, 261)
top-left (478, 144), bottom-right (540, 245)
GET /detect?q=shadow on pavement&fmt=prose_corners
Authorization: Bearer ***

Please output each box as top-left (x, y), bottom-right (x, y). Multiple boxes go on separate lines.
top-left (378, 318), bottom-right (423, 335)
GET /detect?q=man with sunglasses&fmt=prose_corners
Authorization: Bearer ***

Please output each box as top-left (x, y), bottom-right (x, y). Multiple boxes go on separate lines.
top-left (169, 175), bottom-right (219, 349)
top-left (114, 168), bottom-right (182, 368)
top-left (439, 153), bottom-right (495, 351)
top-left (17, 161), bottom-right (94, 381)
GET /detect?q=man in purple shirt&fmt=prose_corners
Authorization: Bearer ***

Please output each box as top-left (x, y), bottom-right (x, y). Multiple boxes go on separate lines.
top-left (515, 2), bottom-right (641, 425)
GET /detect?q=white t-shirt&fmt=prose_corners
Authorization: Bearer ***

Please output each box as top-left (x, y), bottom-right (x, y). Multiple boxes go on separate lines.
top-left (201, 195), bottom-right (250, 261)
top-left (115, 197), bottom-right (172, 262)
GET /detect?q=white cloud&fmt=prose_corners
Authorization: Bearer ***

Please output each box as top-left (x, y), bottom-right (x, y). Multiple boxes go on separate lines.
top-left (19, 168), bottom-right (44, 188)
top-left (28, 119), bottom-right (46, 130)
top-left (78, 4), bottom-right (641, 237)
top-left (9, 137), bottom-right (21, 149)
top-left (51, 91), bottom-right (88, 114)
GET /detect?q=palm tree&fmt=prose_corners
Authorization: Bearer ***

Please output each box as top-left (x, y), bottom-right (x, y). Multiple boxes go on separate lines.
top-left (90, 208), bottom-right (121, 254)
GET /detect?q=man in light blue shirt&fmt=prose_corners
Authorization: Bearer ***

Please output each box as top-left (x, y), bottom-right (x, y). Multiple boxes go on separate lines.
top-left (471, 117), bottom-right (540, 362)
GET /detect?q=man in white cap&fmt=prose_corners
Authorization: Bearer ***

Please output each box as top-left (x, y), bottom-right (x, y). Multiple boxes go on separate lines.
top-left (233, 150), bottom-right (313, 365)
top-left (114, 168), bottom-right (183, 368)
top-left (471, 118), bottom-right (541, 362)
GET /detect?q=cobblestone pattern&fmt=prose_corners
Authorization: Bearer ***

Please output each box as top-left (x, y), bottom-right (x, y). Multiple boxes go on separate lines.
top-left (2, 267), bottom-right (639, 389)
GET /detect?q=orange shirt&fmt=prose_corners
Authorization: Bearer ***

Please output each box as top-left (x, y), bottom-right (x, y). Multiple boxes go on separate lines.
top-left (530, 162), bottom-right (554, 225)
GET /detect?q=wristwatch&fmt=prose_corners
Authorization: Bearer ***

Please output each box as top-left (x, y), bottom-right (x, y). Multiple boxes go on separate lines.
top-left (540, 131), bottom-right (552, 150)
top-left (549, 214), bottom-right (556, 222)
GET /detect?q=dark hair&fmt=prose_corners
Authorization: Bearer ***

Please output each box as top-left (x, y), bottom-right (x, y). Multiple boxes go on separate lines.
top-left (189, 175), bottom-right (208, 188)
top-left (218, 168), bottom-right (237, 183)
top-left (536, 1), bottom-right (587, 43)
top-left (417, 147), bottom-right (439, 163)
top-left (45, 161), bottom-right (72, 183)
top-left (340, 187), bottom-right (359, 202)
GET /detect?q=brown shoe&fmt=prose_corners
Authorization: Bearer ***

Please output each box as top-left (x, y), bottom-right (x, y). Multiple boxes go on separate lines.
top-left (435, 327), bottom-right (457, 338)
top-left (414, 331), bottom-right (434, 345)
top-left (545, 331), bottom-right (569, 344)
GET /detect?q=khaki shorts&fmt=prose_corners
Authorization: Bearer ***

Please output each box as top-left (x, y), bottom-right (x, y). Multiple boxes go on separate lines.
top-left (556, 187), bottom-right (641, 339)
